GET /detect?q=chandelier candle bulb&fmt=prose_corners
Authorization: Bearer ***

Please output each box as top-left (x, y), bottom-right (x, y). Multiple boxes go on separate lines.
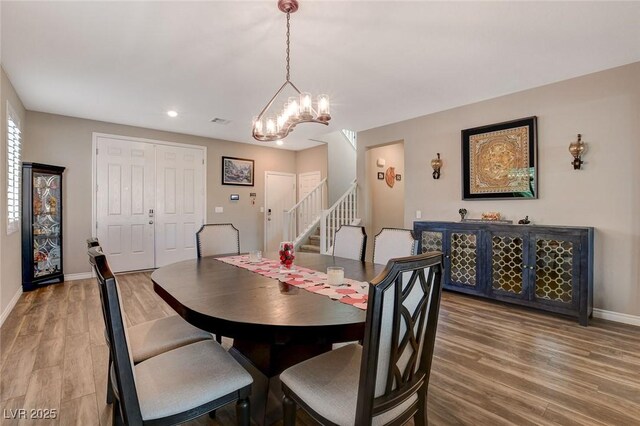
top-left (300, 92), bottom-right (313, 118)
top-left (253, 117), bottom-right (264, 137)
top-left (327, 267), bottom-right (345, 286)
top-left (317, 94), bottom-right (331, 121)
top-left (266, 117), bottom-right (276, 137)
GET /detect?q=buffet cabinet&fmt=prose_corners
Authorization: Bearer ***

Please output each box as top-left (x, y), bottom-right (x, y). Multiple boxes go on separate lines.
top-left (22, 163), bottom-right (66, 291)
top-left (413, 221), bottom-right (593, 325)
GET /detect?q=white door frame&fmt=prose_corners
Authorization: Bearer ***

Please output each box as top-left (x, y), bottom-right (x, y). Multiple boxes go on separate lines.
top-left (264, 171), bottom-right (296, 251)
top-left (91, 132), bottom-right (207, 249)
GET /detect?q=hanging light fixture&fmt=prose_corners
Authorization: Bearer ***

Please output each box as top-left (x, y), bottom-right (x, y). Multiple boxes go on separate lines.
top-left (252, 0), bottom-right (331, 142)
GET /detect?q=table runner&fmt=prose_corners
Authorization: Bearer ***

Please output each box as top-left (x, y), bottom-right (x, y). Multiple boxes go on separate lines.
top-left (218, 255), bottom-right (368, 310)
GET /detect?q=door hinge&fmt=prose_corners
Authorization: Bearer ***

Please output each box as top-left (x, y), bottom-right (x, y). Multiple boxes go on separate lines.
top-left (96, 147), bottom-right (99, 155)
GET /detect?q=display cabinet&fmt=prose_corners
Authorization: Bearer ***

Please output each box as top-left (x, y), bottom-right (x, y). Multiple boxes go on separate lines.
top-left (414, 221), bottom-right (594, 325)
top-left (22, 163), bottom-right (65, 291)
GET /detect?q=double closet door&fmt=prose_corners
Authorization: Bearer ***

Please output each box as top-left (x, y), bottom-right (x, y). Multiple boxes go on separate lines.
top-left (95, 135), bottom-right (205, 272)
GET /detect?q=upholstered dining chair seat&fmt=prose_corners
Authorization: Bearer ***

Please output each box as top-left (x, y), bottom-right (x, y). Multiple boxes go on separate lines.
top-left (135, 340), bottom-right (253, 421)
top-left (280, 344), bottom-right (416, 426)
top-left (129, 315), bottom-right (212, 364)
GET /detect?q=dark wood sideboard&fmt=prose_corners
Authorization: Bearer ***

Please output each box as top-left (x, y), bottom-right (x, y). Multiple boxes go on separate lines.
top-left (413, 221), bottom-right (594, 325)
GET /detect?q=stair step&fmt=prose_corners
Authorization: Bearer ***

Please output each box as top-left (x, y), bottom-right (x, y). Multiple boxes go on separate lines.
top-left (309, 235), bottom-right (320, 244)
top-left (299, 244), bottom-right (321, 253)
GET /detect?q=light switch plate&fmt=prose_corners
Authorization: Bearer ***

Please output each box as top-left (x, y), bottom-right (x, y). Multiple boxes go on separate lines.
top-left (416, 210), bottom-right (422, 219)
top-left (215, 206), bottom-right (223, 213)
top-left (260, 206), bottom-right (264, 213)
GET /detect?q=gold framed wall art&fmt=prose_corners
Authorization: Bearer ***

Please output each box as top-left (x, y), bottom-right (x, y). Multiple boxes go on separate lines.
top-left (462, 116), bottom-right (537, 200)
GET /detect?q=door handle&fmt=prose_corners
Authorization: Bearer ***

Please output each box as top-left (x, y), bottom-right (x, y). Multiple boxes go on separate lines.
top-left (149, 220), bottom-right (154, 225)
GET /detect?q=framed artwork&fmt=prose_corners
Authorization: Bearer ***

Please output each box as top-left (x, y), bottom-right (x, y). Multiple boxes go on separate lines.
top-left (377, 172), bottom-right (384, 180)
top-left (222, 156), bottom-right (254, 186)
top-left (462, 116), bottom-right (537, 200)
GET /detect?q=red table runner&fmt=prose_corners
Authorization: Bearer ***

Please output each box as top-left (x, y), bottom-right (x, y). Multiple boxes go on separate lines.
top-left (218, 255), bottom-right (368, 310)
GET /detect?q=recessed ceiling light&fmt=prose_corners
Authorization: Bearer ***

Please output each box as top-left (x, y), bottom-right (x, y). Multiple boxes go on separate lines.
top-left (276, 140), bottom-right (284, 146)
top-left (167, 110), bottom-right (178, 118)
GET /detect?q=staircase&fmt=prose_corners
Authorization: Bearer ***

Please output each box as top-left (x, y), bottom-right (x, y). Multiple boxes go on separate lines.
top-left (284, 180), bottom-right (359, 255)
top-left (299, 227), bottom-right (321, 253)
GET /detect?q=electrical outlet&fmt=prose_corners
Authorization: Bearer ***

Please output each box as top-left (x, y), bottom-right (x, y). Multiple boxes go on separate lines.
top-left (416, 210), bottom-right (422, 219)
top-left (215, 206), bottom-right (223, 213)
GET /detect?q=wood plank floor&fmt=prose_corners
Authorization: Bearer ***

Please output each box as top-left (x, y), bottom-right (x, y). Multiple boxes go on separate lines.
top-left (1, 273), bottom-right (639, 426)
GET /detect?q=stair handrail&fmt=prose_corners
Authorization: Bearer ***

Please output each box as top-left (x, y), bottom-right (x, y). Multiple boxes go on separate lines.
top-left (320, 180), bottom-right (358, 254)
top-left (286, 178), bottom-right (327, 215)
top-left (283, 178), bottom-right (327, 245)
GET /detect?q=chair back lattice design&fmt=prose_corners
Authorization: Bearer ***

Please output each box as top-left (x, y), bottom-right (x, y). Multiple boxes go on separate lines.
top-left (356, 252), bottom-right (443, 424)
top-left (88, 247), bottom-right (144, 424)
top-left (333, 225), bottom-right (367, 261)
top-left (196, 224), bottom-right (240, 258)
top-left (373, 228), bottom-right (417, 265)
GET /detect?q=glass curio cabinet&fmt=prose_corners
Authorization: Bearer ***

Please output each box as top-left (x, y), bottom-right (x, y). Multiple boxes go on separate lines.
top-left (22, 163), bottom-right (66, 291)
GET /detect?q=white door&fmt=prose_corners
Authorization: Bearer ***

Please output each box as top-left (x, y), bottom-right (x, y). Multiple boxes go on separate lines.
top-left (96, 136), bottom-right (155, 272)
top-left (298, 171), bottom-right (322, 233)
top-left (265, 171), bottom-right (296, 252)
top-left (155, 145), bottom-right (205, 267)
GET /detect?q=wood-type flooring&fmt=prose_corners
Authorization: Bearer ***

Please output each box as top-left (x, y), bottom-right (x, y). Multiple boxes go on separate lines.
top-left (1, 273), bottom-right (639, 425)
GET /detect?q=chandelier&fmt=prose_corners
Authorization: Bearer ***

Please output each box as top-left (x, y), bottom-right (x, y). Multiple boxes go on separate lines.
top-left (252, 0), bottom-right (331, 142)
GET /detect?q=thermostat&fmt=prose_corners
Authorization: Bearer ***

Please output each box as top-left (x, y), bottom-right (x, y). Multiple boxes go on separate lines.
top-left (230, 194), bottom-right (240, 201)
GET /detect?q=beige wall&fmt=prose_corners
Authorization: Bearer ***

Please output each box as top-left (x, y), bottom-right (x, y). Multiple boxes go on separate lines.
top-left (24, 112), bottom-right (297, 275)
top-left (319, 131), bottom-right (357, 206)
top-left (357, 62), bottom-right (640, 317)
top-left (1, 67), bottom-right (26, 318)
top-left (367, 142), bottom-right (405, 250)
top-left (295, 143), bottom-right (328, 181)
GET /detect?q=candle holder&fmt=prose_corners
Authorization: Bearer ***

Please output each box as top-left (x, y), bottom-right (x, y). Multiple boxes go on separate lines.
top-left (279, 242), bottom-right (296, 272)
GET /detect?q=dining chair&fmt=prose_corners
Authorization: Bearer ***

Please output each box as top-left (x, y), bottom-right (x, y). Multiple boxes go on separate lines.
top-left (196, 223), bottom-right (240, 257)
top-left (86, 240), bottom-right (213, 366)
top-left (87, 237), bottom-right (100, 248)
top-left (372, 228), bottom-right (418, 265)
top-left (333, 225), bottom-right (367, 261)
top-left (280, 252), bottom-right (444, 425)
top-left (88, 247), bottom-right (252, 426)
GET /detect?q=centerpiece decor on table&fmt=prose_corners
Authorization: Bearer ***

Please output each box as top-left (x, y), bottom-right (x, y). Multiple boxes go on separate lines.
top-left (279, 242), bottom-right (296, 272)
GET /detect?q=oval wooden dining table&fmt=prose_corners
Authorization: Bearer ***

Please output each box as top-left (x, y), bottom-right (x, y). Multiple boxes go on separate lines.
top-left (152, 252), bottom-right (385, 425)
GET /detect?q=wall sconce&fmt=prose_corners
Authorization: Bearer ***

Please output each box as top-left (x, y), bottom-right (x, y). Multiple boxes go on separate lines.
top-left (431, 153), bottom-right (442, 179)
top-left (569, 134), bottom-right (586, 170)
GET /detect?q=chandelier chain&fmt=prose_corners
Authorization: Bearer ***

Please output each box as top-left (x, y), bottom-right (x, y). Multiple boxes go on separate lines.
top-left (286, 12), bottom-right (291, 82)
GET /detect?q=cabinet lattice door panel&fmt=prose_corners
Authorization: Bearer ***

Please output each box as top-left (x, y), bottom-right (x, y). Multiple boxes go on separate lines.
top-left (421, 231), bottom-right (443, 253)
top-left (534, 238), bottom-right (574, 303)
top-left (449, 232), bottom-right (478, 286)
top-left (492, 235), bottom-right (524, 295)
top-left (413, 221), bottom-right (593, 326)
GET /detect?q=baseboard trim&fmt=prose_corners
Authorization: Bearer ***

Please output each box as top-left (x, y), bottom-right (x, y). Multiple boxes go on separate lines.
top-left (0, 286), bottom-right (23, 327)
top-left (65, 272), bottom-right (94, 281)
top-left (593, 308), bottom-right (640, 327)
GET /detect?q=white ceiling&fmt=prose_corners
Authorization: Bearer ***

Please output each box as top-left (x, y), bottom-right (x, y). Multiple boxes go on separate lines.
top-left (2, 1), bottom-right (640, 151)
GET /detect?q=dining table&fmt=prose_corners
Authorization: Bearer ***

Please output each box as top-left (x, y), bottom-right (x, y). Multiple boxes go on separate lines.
top-left (151, 252), bottom-right (385, 425)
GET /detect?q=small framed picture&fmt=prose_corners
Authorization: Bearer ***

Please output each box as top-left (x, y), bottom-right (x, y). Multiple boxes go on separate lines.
top-left (222, 156), bottom-right (254, 186)
top-left (396, 174), bottom-right (402, 181)
top-left (377, 172), bottom-right (384, 180)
